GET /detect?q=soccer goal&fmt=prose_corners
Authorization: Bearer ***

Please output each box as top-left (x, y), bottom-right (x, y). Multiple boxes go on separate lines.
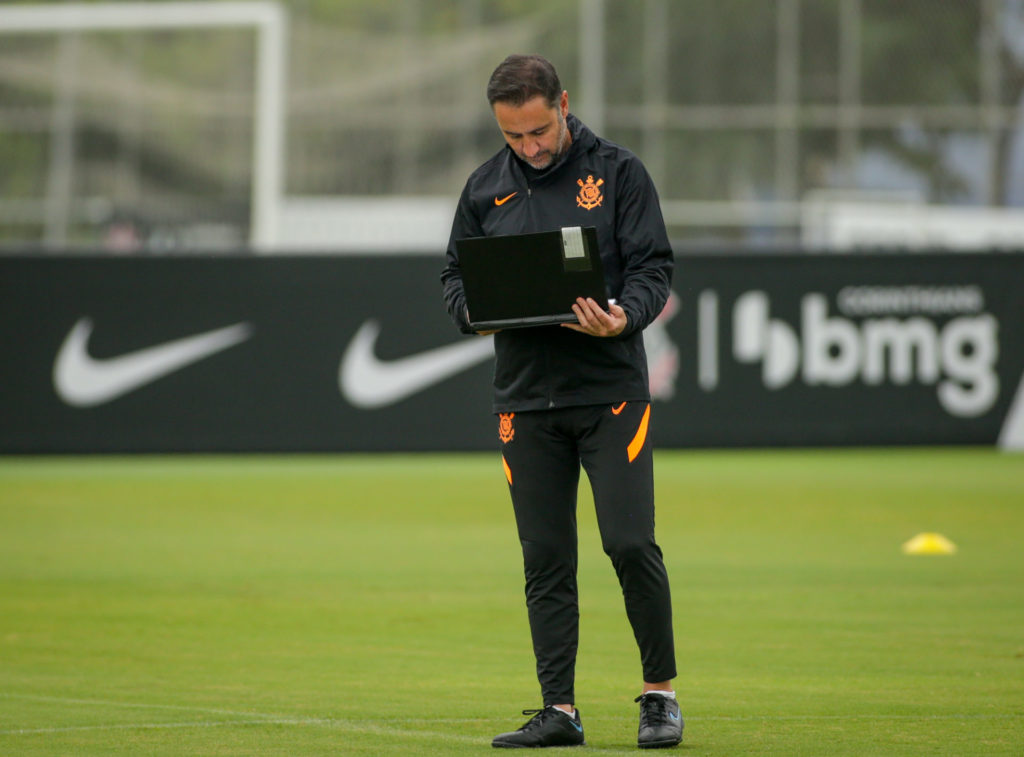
top-left (0, 2), bottom-right (287, 249)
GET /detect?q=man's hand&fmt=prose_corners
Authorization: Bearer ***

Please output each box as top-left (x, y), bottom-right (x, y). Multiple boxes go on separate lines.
top-left (562, 297), bottom-right (627, 337)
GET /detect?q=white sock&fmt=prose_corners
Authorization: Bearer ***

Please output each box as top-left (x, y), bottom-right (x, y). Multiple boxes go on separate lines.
top-left (644, 690), bottom-right (676, 700)
top-left (549, 705), bottom-right (576, 718)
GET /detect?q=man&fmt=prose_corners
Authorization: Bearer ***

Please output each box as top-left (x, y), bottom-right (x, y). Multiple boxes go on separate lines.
top-left (441, 54), bottom-right (682, 750)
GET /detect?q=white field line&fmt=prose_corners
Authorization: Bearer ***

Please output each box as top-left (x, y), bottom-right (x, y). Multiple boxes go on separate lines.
top-left (1, 717), bottom-right (486, 744)
top-left (0, 692), bottom-right (488, 741)
top-left (0, 692), bottom-right (285, 720)
top-left (3, 720), bottom-right (292, 736)
top-left (1, 692), bottom-right (1018, 742)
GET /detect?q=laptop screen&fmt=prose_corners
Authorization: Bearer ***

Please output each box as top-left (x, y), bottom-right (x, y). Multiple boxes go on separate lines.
top-left (456, 226), bottom-right (608, 330)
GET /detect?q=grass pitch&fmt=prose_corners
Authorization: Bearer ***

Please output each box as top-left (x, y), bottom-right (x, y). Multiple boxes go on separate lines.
top-left (1, 448), bottom-right (1022, 755)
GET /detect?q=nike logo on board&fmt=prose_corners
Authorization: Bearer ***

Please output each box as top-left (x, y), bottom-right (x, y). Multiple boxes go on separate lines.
top-left (494, 192), bottom-right (518, 206)
top-left (339, 320), bottom-right (494, 409)
top-left (54, 318), bottom-right (253, 407)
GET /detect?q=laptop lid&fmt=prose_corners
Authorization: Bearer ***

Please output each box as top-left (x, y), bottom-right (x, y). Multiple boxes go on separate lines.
top-left (456, 226), bottom-right (608, 331)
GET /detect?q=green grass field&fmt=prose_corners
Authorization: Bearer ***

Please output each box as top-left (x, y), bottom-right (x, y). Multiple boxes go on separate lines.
top-left (1, 449), bottom-right (1022, 755)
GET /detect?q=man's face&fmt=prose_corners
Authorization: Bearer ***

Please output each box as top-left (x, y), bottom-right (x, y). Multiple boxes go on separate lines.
top-left (492, 91), bottom-right (571, 170)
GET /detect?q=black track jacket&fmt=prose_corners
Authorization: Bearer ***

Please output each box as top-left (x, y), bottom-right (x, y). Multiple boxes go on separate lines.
top-left (441, 114), bottom-right (673, 413)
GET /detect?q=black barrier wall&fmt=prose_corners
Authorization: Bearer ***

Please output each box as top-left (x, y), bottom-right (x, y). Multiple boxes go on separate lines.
top-left (2, 252), bottom-right (1023, 452)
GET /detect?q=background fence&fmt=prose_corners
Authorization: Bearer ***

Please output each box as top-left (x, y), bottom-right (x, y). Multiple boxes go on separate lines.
top-left (2, 0), bottom-right (1024, 251)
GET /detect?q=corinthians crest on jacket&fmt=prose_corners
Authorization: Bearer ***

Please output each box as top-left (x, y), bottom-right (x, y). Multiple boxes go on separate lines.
top-left (577, 176), bottom-right (604, 210)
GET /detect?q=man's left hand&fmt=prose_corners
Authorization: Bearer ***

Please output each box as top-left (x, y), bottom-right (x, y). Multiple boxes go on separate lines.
top-left (562, 297), bottom-right (627, 337)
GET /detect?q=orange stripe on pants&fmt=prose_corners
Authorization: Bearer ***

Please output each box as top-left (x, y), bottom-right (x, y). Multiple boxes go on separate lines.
top-left (626, 404), bottom-right (651, 463)
top-left (502, 454), bottom-right (513, 485)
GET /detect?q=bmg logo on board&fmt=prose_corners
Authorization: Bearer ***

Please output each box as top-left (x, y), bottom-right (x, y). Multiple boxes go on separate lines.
top-left (698, 285), bottom-right (1000, 418)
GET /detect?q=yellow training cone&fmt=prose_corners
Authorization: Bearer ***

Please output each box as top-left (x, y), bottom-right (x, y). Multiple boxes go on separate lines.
top-left (902, 532), bottom-right (957, 555)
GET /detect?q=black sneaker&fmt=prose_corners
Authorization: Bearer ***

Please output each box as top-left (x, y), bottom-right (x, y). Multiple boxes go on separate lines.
top-left (492, 706), bottom-right (585, 748)
top-left (635, 693), bottom-right (683, 749)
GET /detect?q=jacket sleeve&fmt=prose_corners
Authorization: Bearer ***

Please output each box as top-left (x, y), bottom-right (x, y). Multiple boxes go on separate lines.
top-left (440, 182), bottom-right (483, 335)
top-left (612, 155), bottom-right (674, 339)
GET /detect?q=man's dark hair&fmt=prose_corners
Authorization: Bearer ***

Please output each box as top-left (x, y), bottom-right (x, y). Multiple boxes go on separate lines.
top-left (486, 54), bottom-right (563, 108)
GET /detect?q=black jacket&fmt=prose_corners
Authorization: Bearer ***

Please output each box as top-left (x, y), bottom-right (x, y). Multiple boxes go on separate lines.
top-left (441, 114), bottom-right (673, 413)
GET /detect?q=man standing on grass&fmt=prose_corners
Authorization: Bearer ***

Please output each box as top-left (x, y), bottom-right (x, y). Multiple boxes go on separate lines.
top-left (441, 54), bottom-right (682, 749)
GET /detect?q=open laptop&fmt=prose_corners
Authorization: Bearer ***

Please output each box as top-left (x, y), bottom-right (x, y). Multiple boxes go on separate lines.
top-left (456, 225), bottom-right (609, 331)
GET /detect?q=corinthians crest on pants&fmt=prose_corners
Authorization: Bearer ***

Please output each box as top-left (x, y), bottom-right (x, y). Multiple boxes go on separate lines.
top-left (577, 176), bottom-right (604, 210)
top-left (498, 412), bottom-right (515, 443)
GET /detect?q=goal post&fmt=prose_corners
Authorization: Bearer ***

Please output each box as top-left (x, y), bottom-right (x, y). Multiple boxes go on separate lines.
top-left (0, 1), bottom-right (288, 249)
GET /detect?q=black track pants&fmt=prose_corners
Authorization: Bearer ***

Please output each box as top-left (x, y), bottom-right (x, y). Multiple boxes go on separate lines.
top-left (497, 402), bottom-right (677, 706)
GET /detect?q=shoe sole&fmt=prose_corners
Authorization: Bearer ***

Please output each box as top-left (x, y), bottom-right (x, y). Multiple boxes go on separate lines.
top-left (492, 743), bottom-right (586, 749)
top-left (638, 738), bottom-right (682, 749)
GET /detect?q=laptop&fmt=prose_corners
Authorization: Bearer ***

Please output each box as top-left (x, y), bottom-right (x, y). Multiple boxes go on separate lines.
top-left (456, 226), bottom-right (609, 331)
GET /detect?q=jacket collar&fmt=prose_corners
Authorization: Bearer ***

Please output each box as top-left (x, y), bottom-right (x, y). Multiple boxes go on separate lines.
top-left (565, 113), bottom-right (596, 155)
